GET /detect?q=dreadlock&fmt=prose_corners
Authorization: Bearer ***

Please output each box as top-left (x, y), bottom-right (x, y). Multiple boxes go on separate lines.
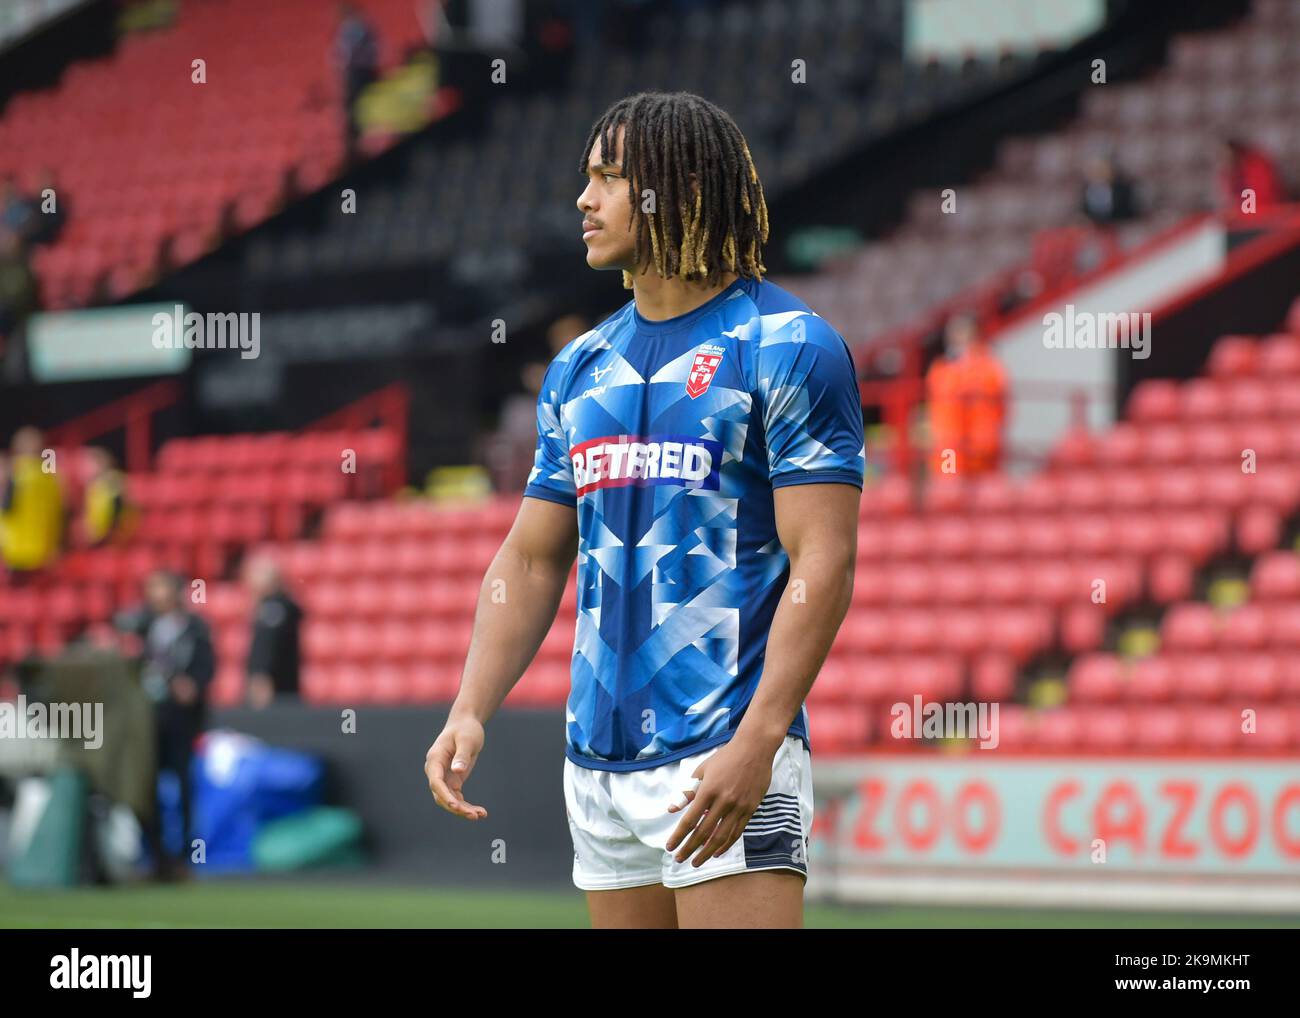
top-left (579, 91), bottom-right (769, 290)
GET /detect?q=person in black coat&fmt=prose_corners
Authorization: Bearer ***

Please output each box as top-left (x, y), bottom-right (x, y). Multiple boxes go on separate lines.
top-left (114, 569), bottom-right (215, 881)
top-left (243, 554), bottom-right (302, 708)
top-left (1080, 151), bottom-right (1139, 225)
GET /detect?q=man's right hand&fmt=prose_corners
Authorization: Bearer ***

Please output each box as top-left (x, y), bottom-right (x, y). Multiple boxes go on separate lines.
top-left (424, 717), bottom-right (488, 820)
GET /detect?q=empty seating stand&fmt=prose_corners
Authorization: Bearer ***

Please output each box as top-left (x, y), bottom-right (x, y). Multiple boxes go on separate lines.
top-left (0, 0), bottom-right (425, 308)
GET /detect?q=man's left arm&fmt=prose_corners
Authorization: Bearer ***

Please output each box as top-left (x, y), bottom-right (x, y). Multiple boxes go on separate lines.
top-left (666, 311), bottom-right (865, 866)
top-left (734, 481), bottom-right (859, 751)
top-left (665, 482), bottom-right (859, 866)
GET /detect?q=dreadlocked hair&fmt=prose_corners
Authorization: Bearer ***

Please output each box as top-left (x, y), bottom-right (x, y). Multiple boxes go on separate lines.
top-left (579, 91), bottom-right (769, 290)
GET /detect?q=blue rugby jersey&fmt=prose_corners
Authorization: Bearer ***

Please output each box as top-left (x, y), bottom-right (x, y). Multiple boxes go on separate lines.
top-left (523, 275), bottom-right (865, 771)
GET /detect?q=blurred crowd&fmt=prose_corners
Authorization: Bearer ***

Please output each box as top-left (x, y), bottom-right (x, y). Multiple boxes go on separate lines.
top-left (1, 425), bottom-right (302, 692)
top-left (1, 421), bottom-right (303, 878)
top-left (106, 555), bottom-right (300, 879)
top-left (0, 169), bottom-right (63, 367)
top-left (915, 133), bottom-right (1294, 477)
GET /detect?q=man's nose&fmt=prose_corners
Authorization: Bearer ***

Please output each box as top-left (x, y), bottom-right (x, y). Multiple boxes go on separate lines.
top-left (577, 183), bottom-right (595, 213)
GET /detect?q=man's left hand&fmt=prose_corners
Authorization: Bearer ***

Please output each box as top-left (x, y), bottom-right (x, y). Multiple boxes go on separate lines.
top-left (665, 734), bottom-right (778, 867)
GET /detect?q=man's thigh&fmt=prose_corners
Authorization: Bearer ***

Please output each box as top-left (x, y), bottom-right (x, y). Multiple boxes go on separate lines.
top-left (586, 883), bottom-right (678, 929)
top-left (673, 870), bottom-right (804, 929)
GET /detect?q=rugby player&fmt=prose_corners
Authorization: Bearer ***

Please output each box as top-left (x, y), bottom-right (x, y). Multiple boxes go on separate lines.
top-left (426, 91), bottom-right (864, 928)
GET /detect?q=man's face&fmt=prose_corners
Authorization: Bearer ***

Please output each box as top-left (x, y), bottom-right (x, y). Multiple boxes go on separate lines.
top-left (11, 427), bottom-right (41, 457)
top-left (576, 125), bottom-right (637, 273)
top-left (145, 575), bottom-right (181, 614)
top-left (245, 558), bottom-right (279, 600)
top-left (945, 318), bottom-right (976, 359)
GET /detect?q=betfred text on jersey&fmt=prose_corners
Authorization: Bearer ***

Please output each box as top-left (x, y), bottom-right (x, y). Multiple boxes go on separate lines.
top-left (570, 434), bottom-right (722, 496)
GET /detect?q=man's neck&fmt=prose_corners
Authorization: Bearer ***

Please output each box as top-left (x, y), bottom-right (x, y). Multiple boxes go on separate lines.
top-left (631, 268), bottom-right (740, 322)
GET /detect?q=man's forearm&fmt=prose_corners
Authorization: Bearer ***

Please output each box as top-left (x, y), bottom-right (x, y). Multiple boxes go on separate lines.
top-left (448, 543), bottom-right (571, 725)
top-left (737, 549), bottom-right (855, 748)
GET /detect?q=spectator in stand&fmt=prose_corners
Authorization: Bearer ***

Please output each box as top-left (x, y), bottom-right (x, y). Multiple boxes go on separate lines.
top-left (417, 0), bottom-right (446, 50)
top-left (0, 176), bottom-right (37, 242)
top-left (113, 569), bottom-right (216, 881)
top-left (0, 426), bottom-right (63, 577)
top-left (81, 447), bottom-right (135, 547)
top-left (925, 312), bottom-right (1007, 477)
top-left (0, 227), bottom-right (37, 360)
top-left (484, 312), bottom-right (590, 492)
top-left (1080, 150), bottom-right (1139, 226)
top-left (334, 2), bottom-right (380, 159)
top-left (1218, 136), bottom-right (1287, 216)
top-left (27, 168), bottom-right (66, 247)
top-left (243, 554), bottom-right (302, 708)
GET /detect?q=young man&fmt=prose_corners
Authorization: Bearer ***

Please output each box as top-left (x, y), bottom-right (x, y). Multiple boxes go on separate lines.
top-left (425, 92), bottom-right (864, 928)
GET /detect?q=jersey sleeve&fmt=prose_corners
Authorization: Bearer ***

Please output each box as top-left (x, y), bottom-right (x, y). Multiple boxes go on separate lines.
top-left (522, 357), bottom-right (578, 507)
top-left (755, 312), bottom-right (866, 490)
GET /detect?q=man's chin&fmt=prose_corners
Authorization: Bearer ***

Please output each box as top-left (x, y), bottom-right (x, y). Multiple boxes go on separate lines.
top-left (585, 247), bottom-right (634, 272)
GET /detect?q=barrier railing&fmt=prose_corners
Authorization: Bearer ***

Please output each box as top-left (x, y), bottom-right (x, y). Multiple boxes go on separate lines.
top-left (44, 379), bottom-right (182, 473)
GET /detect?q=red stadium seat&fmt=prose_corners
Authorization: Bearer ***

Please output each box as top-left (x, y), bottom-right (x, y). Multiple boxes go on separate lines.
top-left (1257, 333), bottom-right (1300, 376)
top-left (1060, 604), bottom-right (1106, 654)
top-left (1251, 551), bottom-right (1300, 600)
top-left (1126, 379), bottom-right (1181, 422)
top-left (1184, 705), bottom-right (1239, 751)
top-left (1266, 603), bottom-right (1300, 647)
top-left (1173, 654), bottom-right (1228, 701)
top-left (1228, 652), bottom-right (1283, 701)
top-left (1035, 709), bottom-right (1083, 750)
top-left (1236, 505), bottom-right (1283, 556)
top-left (1219, 603), bottom-right (1269, 650)
top-left (1080, 707), bottom-right (1132, 750)
top-left (1094, 423), bottom-right (1143, 468)
top-left (860, 475), bottom-right (912, 517)
top-left (1180, 379), bottom-right (1231, 420)
top-left (971, 653), bottom-right (1017, 701)
top-left (1162, 602), bottom-right (1218, 651)
top-left (1068, 653), bottom-right (1123, 702)
top-left (1207, 334), bottom-right (1260, 378)
top-left (1130, 706), bottom-right (1185, 750)
top-left (1148, 553), bottom-right (1194, 604)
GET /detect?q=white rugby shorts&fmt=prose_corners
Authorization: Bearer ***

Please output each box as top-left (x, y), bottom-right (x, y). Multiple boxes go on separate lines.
top-left (563, 733), bottom-right (813, 890)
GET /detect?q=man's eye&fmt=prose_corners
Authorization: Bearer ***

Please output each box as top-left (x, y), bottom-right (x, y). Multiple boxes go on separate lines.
top-left (602, 173), bottom-right (620, 183)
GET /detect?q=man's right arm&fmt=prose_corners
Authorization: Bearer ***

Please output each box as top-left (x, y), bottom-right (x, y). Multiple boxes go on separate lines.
top-left (448, 494), bottom-right (578, 726)
top-left (425, 493), bottom-right (577, 819)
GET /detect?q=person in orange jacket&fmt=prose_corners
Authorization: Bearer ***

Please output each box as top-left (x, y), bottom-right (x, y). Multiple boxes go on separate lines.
top-left (926, 312), bottom-right (1007, 476)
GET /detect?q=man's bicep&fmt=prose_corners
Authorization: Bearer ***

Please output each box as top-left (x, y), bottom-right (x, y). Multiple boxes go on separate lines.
top-left (772, 482), bottom-right (859, 562)
top-left (509, 494), bottom-right (579, 575)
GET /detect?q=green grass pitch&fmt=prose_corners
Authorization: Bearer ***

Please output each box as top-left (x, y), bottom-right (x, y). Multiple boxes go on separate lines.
top-left (2, 882), bottom-right (1297, 928)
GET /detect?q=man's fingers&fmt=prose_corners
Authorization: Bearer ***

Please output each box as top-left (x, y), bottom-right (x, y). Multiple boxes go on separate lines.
top-left (700, 803), bottom-right (756, 863)
top-left (695, 816), bottom-right (741, 865)
top-left (666, 794), bottom-right (711, 851)
top-left (666, 787), bottom-right (697, 813)
top-left (673, 804), bottom-right (728, 863)
top-left (425, 746), bottom-right (486, 819)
